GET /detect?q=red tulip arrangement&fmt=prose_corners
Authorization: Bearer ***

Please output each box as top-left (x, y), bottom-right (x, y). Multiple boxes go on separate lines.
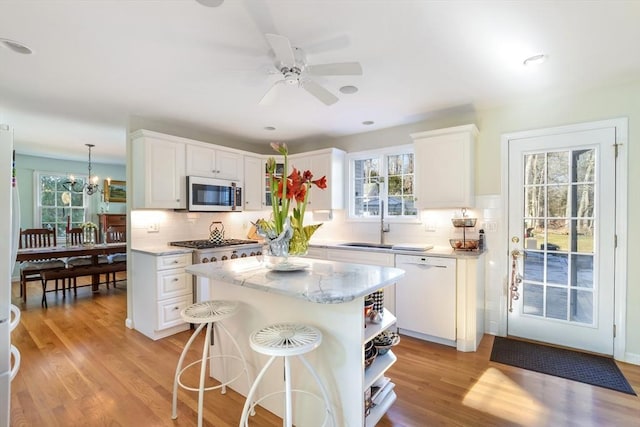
top-left (257, 142), bottom-right (326, 254)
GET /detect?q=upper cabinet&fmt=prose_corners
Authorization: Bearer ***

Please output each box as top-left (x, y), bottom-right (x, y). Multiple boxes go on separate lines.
top-left (131, 131), bottom-right (186, 209)
top-left (243, 155), bottom-right (264, 211)
top-left (129, 129), bottom-right (345, 212)
top-left (411, 124), bottom-right (478, 209)
top-left (186, 144), bottom-right (243, 181)
top-left (290, 148), bottom-right (345, 211)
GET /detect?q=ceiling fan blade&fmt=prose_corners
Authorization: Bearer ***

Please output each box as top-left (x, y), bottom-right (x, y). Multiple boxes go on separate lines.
top-left (301, 80), bottom-right (339, 106)
top-left (306, 62), bottom-right (363, 76)
top-left (265, 33), bottom-right (295, 68)
top-left (259, 80), bottom-right (285, 105)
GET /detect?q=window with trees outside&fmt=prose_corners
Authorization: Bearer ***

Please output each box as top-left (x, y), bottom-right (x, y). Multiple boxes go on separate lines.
top-left (36, 172), bottom-right (88, 238)
top-left (348, 146), bottom-right (417, 219)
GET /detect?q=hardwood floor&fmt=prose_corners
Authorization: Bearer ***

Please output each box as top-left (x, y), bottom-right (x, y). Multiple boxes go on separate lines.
top-left (10, 278), bottom-right (640, 426)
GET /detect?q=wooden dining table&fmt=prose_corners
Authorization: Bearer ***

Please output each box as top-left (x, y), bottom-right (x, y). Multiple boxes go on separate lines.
top-left (17, 243), bottom-right (127, 291)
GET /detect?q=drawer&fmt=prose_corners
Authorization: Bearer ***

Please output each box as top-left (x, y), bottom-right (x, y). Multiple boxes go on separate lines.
top-left (327, 249), bottom-right (395, 267)
top-left (157, 270), bottom-right (192, 299)
top-left (157, 294), bottom-right (193, 330)
top-left (156, 253), bottom-right (191, 270)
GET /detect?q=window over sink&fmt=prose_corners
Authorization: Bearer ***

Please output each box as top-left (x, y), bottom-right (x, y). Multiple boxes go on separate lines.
top-left (347, 145), bottom-right (417, 220)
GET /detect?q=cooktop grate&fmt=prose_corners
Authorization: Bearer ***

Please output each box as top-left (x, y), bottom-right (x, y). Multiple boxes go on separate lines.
top-left (169, 239), bottom-right (259, 249)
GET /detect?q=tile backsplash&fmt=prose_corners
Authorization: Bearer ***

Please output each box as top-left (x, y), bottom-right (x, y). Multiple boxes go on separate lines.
top-left (131, 194), bottom-right (502, 250)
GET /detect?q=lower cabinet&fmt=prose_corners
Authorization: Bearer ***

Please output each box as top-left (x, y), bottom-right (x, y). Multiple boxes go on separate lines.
top-left (132, 251), bottom-right (193, 340)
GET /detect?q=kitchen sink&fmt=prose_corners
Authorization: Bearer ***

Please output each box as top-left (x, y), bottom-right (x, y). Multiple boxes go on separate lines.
top-left (339, 242), bottom-right (394, 249)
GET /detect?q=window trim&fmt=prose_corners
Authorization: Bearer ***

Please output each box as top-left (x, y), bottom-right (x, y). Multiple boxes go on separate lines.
top-left (34, 171), bottom-right (89, 237)
top-left (346, 144), bottom-right (418, 222)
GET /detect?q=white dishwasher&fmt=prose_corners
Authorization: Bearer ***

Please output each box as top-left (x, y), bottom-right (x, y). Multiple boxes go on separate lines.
top-left (395, 254), bottom-right (457, 345)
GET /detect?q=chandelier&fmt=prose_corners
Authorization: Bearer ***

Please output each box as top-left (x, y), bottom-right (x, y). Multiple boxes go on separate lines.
top-left (64, 144), bottom-right (101, 195)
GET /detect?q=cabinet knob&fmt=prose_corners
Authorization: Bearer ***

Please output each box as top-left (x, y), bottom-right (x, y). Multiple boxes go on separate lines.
top-left (173, 260), bottom-right (179, 264)
top-left (173, 278), bottom-right (179, 282)
top-left (173, 306), bottom-right (179, 311)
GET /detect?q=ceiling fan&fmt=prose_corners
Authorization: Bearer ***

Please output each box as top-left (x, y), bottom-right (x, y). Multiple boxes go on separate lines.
top-left (260, 33), bottom-right (363, 106)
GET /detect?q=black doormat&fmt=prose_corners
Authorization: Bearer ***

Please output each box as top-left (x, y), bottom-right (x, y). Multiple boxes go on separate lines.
top-left (490, 336), bottom-right (636, 395)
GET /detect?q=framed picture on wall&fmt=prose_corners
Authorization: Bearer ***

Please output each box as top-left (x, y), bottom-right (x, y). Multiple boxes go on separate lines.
top-left (104, 180), bottom-right (126, 203)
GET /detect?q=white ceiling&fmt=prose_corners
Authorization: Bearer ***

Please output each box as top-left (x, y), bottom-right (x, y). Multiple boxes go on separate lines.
top-left (1, 0), bottom-right (639, 164)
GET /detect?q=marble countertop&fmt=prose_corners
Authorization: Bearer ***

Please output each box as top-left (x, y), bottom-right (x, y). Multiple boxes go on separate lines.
top-left (131, 245), bottom-right (194, 256)
top-left (309, 241), bottom-right (485, 258)
top-left (186, 257), bottom-right (405, 304)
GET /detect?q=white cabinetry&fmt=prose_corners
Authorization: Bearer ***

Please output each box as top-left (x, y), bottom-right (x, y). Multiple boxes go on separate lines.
top-left (327, 248), bottom-right (396, 316)
top-left (186, 144), bottom-right (243, 181)
top-left (132, 251), bottom-right (192, 340)
top-left (304, 246), bottom-right (328, 259)
top-left (411, 124), bottom-right (478, 208)
top-left (455, 254), bottom-right (485, 352)
top-left (131, 131), bottom-right (186, 209)
top-left (290, 148), bottom-right (345, 210)
top-left (243, 155), bottom-right (264, 211)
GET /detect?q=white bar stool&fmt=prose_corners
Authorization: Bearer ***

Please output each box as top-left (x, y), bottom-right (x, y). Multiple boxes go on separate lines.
top-left (172, 300), bottom-right (252, 427)
top-left (239, 323), bottom-right (335, 427)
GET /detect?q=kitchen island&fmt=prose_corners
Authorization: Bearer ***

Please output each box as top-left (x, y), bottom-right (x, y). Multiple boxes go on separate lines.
top-left (186, 257), bottom-right (405, 427)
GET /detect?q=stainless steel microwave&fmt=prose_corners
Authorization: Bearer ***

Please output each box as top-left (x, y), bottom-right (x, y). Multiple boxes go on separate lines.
top-left (187, 176), bottom-right (243, 212)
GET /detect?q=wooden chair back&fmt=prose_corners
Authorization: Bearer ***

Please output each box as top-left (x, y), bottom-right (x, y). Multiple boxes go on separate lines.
top-left (67, 227), bottom-right (98, 245)
top-left (67, 228), bottom-right (84, 245)
top-left (19, 228), bottom-right (57, 249)
top-left (105, 226), bottom-right (126, 243)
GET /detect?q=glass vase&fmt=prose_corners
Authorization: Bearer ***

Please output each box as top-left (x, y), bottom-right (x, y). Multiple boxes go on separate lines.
top-left (288, 227), bottom-right (309, 257)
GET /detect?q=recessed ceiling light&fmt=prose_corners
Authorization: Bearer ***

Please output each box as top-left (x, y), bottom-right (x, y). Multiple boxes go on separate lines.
top-left (339, 85), bottom-right (358, 94)
top-left (264, 126), bottom-right (276, 131)
top-left (362, 121), bottom-right (375, 126)
top-left (196, 0), bottom-right (225, 6)
top-left (0, 38), bottom-right (33, 54)
top-left (523, 54), bottom-right (546, 66)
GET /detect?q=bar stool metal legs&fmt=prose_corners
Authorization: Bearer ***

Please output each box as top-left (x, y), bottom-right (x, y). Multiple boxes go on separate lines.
top-left (239, 323), bottom-right (335, 427)
top-left (171, 300), bottom-right (252, 427)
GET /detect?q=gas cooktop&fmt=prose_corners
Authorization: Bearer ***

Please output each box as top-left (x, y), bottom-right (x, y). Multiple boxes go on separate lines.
top-left (169, 239), bottom-right (259, 249)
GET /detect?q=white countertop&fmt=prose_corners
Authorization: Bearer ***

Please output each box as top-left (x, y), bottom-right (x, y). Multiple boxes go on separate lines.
top-left (186, 257), bottom-right (405, 304)
top-left (131, 245), bottom-right (194, 256)
top-left (309, 241), bottom-right (485, 258)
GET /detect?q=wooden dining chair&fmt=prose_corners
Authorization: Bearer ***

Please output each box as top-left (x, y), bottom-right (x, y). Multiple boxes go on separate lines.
top-left (18, 228), bottom-right (67, 303)
top-left (66, 227), bottom-right (108, 265)
top-left (66, 227), bottom-right (84, 246)
top-left (105, 226), bottom-right (127, 287)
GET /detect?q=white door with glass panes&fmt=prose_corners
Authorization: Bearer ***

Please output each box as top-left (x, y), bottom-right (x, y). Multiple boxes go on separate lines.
top-left (507, 124), bottom-right (620, 355)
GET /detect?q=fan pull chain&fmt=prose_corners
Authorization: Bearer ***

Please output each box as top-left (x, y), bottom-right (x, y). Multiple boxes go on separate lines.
top-left (509, 249), bottom-right (523, 312)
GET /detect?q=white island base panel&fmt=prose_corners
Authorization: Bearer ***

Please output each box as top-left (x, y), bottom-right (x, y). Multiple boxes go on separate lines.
top-left (202, 277), bottom-right (371, 427)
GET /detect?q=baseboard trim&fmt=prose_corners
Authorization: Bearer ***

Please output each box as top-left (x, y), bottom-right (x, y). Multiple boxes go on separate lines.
top-left (623, 351), bottom-right (640, 366)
